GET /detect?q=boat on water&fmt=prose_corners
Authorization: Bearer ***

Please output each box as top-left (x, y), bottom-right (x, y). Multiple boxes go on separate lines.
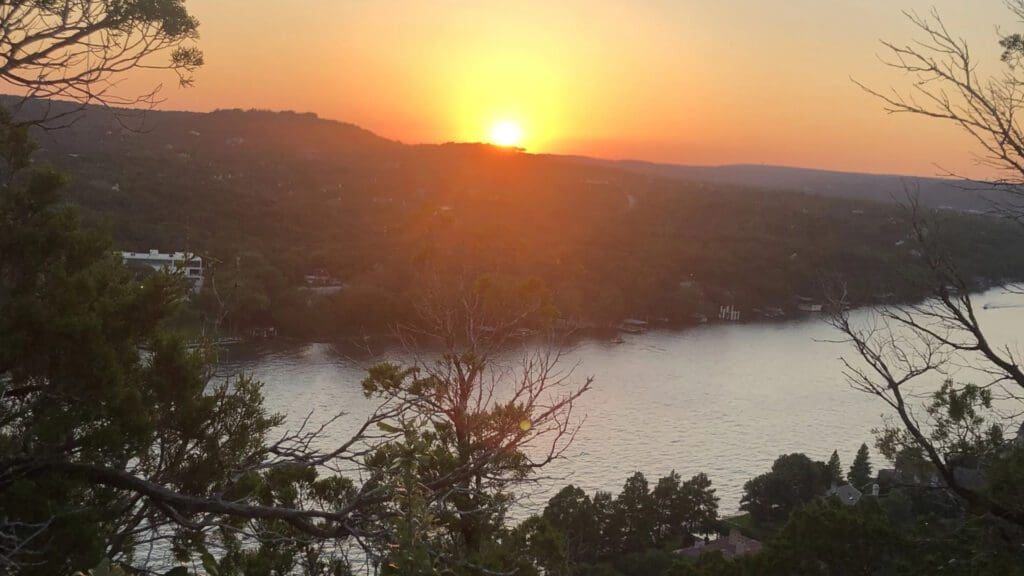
top-left (511, 327), bottom-right (536, 338)
top-left (618, 318), bottom-right (649, 334)
top-left (796, 296), bottom-right (824, 313)
top-left (983, 302), bottom-right (1024, 310)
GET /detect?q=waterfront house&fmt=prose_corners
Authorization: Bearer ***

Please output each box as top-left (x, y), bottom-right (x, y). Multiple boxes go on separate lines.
top-left (718, 305), bottom-right (741, 321)
top-left (121, 249), bottom-right (204, 293)
top-left (825, 483), bottom-right (863, 506)
top-left (796, 296), bottom-right (823, 313)
top-left (677, 529), bottom-right (763, 560)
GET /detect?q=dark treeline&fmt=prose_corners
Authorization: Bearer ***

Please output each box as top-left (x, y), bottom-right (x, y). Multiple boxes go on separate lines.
top-left (510, 445), bottom-right (1024, 576)
top-left (18, 99), bottom-right (1024, 338)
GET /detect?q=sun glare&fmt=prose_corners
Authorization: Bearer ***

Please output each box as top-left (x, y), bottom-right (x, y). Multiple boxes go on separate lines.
top-left (490, 120), bottom-right (524, 147)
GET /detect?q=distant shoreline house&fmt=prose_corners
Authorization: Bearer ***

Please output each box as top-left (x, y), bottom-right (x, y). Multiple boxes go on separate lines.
top-left (121, 249), bottom-right (204, 293)
top-left (826, 483), bottom-right (864, 506)
top-left (795, 295), bottom-right (824, 313)
top-left (618, 318), bottom-right (649, 334)
top-left (299, 268), bottom-right (346, 296)
top-left (677, 529), bottom-right (763, 560)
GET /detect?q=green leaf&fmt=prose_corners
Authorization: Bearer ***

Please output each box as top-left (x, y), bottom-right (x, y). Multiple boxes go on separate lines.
top-left (200, 551), bottom-right (220, 576)
top-left (163, 568), bottom-right (190, 576)
top-left (91, 559), bottom-right (113, 576)
top-left (377, 421), bottom-right (402, 434)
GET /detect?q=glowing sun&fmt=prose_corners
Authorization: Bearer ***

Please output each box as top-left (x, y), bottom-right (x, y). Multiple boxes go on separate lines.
top-left (490, 120), bottom-right (524, 147)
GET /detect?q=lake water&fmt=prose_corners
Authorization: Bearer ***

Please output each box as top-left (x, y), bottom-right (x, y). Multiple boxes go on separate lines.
top-left (218, 287), bottom-right (1024, 515)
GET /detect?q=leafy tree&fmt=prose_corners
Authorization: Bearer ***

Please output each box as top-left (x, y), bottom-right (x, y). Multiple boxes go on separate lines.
top-left (847, 444), bottom-right (872, 489)
top-left (512, 516), bottom-right (570, 576)
top-left (738, 474), bottom-right (774, 524)
top-left (664, 551), bottom-right (745, 576)
top-left (0, 140), bottom-right (259, 572)
top-left (766, 500), bottom-right (903, 576)
top-left (680, 472), bottom-right (719, 537)
top-left (592, 490), bottom-right (619, 559)
top-left (610, 548), bottom-right (677, 576)
top-left (543, 485), bottom-right (601, 566)
top-left (739, 454), bottom-right (826, 524)
top-left (651, 471), bottom-right (719, 547)
top-left (987, 446), bottom-right (1024, 522)
top-left (612, 472), bottom-right (656, 554)
top-left (652, 471), bottom-right (686, 546)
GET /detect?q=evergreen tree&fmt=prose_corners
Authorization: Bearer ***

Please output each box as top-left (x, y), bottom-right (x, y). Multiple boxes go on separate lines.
top-left (680, 472), bottom-right (719, 537)
top-left (543, 485), bottom-right (600, 566)
top-left (848, 444), bottom-right (873, 488)
top-left (592, 490), bottom-right (618, 559)
top-left (613, 472), bottom-right (656, 554)
top-left (652, 471), bottom-right (685, 546)
top-left (826, 450), bottom-right (844, 486)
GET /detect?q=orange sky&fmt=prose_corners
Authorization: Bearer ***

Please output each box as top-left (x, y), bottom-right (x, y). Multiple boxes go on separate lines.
top-left (123, 0), bottom-right (1013, 178)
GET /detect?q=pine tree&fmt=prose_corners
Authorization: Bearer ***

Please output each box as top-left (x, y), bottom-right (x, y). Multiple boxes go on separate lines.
top-left (848, 444), bottom-right (873, 488)
top-left (826, 450), bottom-right (844, 486)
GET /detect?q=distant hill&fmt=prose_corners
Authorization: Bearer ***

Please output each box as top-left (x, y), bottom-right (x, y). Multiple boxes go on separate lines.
top-left (13, 95), bottom-right (1003, 212)
top-left (7, 96), bottom-right (1024, 337)
top-left (567, 158), bottom-right (1006, 213)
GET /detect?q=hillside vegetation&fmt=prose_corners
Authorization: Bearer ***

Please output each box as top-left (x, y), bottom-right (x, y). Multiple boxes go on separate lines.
top-left (22, 100), bottom-right (1024, 337)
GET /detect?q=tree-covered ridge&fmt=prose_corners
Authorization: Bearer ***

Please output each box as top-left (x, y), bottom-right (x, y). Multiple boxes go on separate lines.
top-left (16, 98), bottom-right (1024, 337)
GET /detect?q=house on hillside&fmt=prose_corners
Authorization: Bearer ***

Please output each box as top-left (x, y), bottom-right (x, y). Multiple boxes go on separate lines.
top-left (304, 268), bottom-right (337, 286)
top-left (718, 305), bottom-right (741, 321)
top-left (300, 269), bottom-right (346, 296)
top-left (878, 451), bottom-right (994, 495)
top-left (825, 483), bottom-right (862, 506)
top-left (676, 529), bottom-right (763, 560)
top-left (121, 250), bottom-right (203, 293)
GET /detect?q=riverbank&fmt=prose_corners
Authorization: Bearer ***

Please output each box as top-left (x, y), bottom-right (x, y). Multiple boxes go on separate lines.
top-left (214, 285), bottom-right (1023, 515)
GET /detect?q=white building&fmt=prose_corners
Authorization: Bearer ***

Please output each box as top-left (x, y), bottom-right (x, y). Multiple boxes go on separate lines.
top-left (121, 249), bottom-right (204, 293)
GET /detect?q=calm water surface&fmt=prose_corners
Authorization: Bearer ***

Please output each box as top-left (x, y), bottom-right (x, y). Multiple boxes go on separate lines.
top-left (219, 287), bottom-right (1024, 514)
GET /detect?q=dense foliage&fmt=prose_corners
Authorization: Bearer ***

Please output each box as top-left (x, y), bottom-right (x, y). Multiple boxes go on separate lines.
top-left (17, 99), bottom-right (1024, 337)
top-left (0, 101), bottom-right (303, 574)
top-left (508, 470), bottom-right (719, 576)
top-left (523, 449), bottom-right (1024, 576)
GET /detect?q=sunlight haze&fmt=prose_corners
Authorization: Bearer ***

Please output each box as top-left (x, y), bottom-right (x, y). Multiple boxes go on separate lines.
top-left (115, 0), bottom-right (1011, 178)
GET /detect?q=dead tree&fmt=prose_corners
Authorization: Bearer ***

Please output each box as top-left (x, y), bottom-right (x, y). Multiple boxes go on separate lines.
top-left (854, 3), bottom-right (1024, 225)
top-left (835, 3), bottom-right (1024, 531)
top-left (360, 272), bottom-right (592, 571)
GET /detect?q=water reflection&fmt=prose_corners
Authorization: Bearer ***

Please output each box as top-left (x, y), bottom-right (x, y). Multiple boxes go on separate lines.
top-left (218, 287), bottom-right (1024, 513)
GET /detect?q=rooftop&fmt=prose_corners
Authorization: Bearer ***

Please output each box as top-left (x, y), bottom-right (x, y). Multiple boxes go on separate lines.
top-left (677, 529), bottom-right (763, 560)
top-left (122, 249), bottom-right (202, 264)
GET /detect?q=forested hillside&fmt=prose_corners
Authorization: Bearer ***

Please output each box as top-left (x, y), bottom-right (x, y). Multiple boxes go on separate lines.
top-left (20, 99), bottom-right (1024, 336)
top-left (582, 160), bottom-right (1008, 212)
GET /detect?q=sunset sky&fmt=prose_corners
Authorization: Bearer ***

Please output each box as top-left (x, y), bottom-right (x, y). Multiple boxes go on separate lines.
top-left (132, 1), bottom-right (1013, 178)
